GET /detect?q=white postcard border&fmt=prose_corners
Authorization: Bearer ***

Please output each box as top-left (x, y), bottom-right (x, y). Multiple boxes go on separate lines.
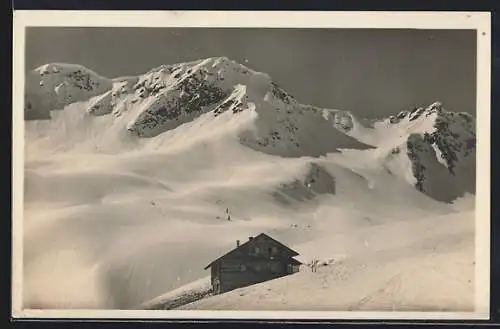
top-left (12, 10), bottom-right (491, 320)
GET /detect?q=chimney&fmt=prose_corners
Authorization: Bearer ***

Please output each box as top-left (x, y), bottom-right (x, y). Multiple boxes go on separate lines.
top-left (236, 240), bottom-right (240, 247)
top-left (249, 236), bottom-right (254, 241)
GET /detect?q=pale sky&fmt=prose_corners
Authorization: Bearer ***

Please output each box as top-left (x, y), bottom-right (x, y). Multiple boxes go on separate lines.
top-left (26, 27), bottom-right (476, 118)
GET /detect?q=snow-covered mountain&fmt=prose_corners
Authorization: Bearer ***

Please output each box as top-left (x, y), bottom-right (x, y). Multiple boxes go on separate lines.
top-left (322, 102), bottom-right (476, 202)
top-left (25, 63), bottom-right (113, 120)
top-left (22, 57), bottom-right (476, 311)
top-left (25, 57), bottom-right (475, 202)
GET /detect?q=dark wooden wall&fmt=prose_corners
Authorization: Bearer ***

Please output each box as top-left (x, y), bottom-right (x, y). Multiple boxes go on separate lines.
top-left (218, 258), bottom-right (286, 292)
top-left (209, 236), bottom-right (300, 294)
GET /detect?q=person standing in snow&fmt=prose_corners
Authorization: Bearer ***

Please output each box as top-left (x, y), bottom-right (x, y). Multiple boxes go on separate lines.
top-left (226, 207), bottom-right (231, 221)
top-left (311, 258), bottom-right (319, 273)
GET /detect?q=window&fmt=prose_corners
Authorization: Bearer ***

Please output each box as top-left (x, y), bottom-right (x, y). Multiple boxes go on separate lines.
top-left (268, 247), bottom-right (278, 258)
top-left (221, 263), bottom-right (246, 272)
top-left (251, 246), bottom-right (260, 256)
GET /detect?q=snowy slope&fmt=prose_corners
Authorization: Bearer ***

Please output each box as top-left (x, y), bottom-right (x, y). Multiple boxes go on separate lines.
top-left (22, 58), bottom-right (476, 311)
top-left (24, 116), bottom-right (455, 309)
top-left (138, 276), bottom-right (212, 310)
top-left (180, 210), bottom-right (474, 312)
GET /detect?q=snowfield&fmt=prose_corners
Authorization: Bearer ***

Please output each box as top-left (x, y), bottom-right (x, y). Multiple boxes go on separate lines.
top-left (179, 211), bottom-right (474, 312)
top-left (21, 58), bottom-right (477, 313)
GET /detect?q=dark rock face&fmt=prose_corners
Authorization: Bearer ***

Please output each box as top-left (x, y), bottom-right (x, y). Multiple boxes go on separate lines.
top-left (407, 134), bottom-right (431, 192)
top-left (87, 91), bottom-right (113, 116)
top-left (422, 111), bottom-right (475, 175)
top-left (409, 107), bottom-right (427, 122)
top-left (65, 69), bottom-right (102, 92)
top-left (389, 110), bottom-right (409, 124)
top-left (273, 163), bottom-right (336, 204)
top-left (270, 81), bottom-right (295, 105)
top-left (128, 74), bottom-right (230, 137)
top-left (213, 92), bottom-right (248, 117)
top-left (333, 111), bottom-right (355, 132)
top-left (213, 98), bottom-right (240, 116)
top-left (389, 103), bottom-right (443, 125)
top-left (405, 110), bottom-right (476, 202)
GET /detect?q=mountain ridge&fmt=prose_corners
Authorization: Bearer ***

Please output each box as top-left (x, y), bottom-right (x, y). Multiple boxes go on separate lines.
top-left (24, 58), bottom-right (476, 203)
